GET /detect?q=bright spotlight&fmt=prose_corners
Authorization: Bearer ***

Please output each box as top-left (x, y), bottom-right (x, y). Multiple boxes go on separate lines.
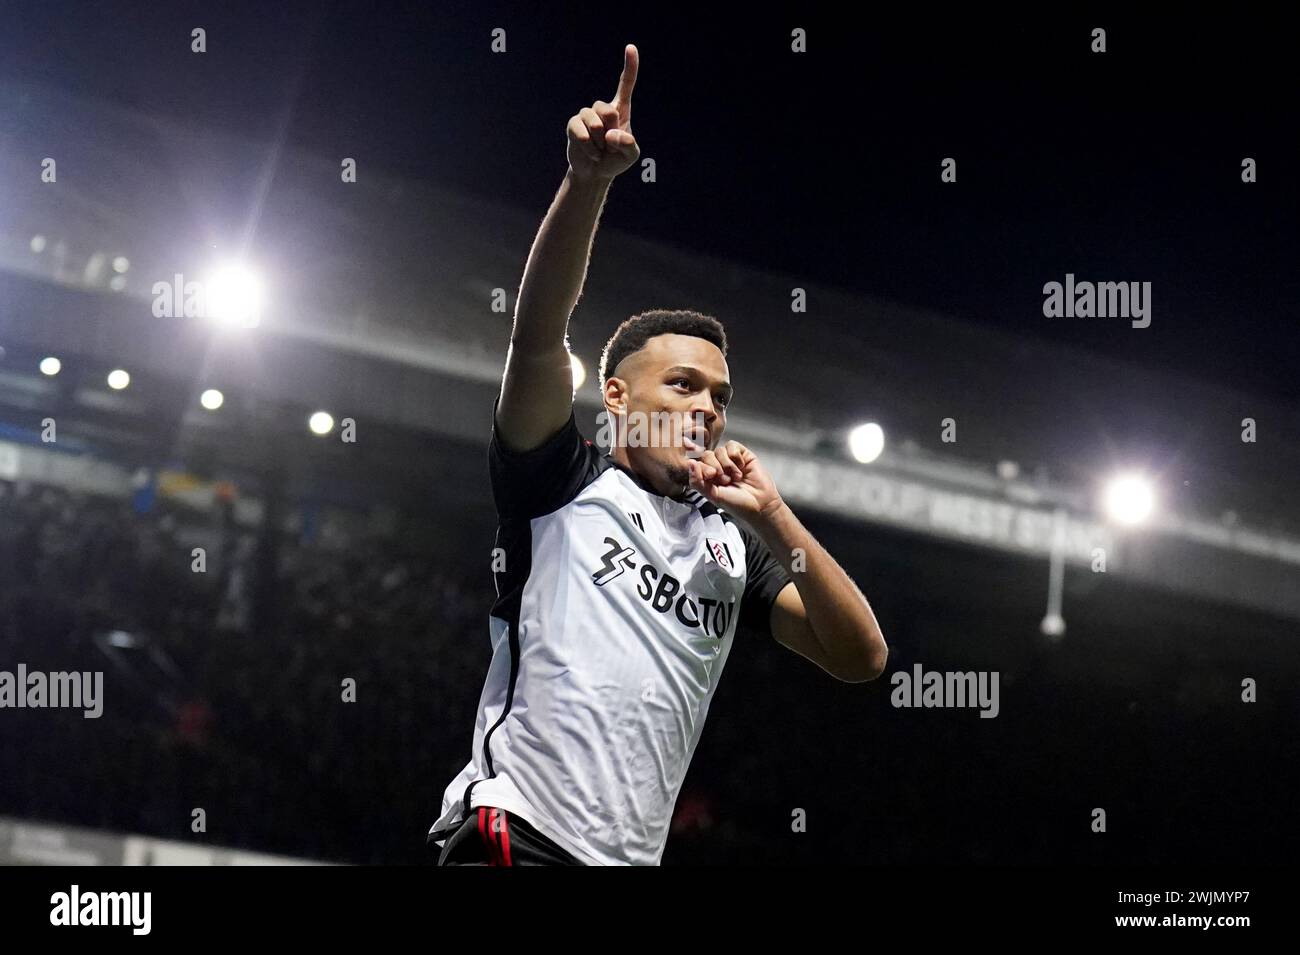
top-left (848, 422), bottom-right (885, 464)
top-left (206, 264), bottom-right (265, 328)
top-left (200, 389), bottom-right (224, 410)
top-left (39, 356), bottom-right (61, 376)
top-left (30, 235), bottom-right (46, 253)
top-left (1103, 473), bottom-right (1155, 525)
top-left (105, 629), bottom-right (137, 648)
top-left (112, 256), bottom-right (130, 273)
top-left (107, 369), bottom-right (130, 390)
top-left (309, 411), bottom-right (334, 435)
top-left (570, 353), bottom-right (587, 390)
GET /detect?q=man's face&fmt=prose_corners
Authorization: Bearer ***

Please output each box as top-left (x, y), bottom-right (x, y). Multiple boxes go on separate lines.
top-left (604, 333), bottom-right (733, 495)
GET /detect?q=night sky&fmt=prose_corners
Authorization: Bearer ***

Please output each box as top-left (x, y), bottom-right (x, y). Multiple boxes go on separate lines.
top-left (4, 4), bottom-right (1295, 402)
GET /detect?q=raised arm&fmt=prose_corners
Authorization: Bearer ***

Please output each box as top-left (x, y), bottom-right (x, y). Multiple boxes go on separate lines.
top-left (495, 43), bottom-right (641, 452)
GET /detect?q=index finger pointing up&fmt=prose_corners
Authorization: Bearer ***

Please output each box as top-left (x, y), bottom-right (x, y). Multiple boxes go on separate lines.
top-left (613, 44), bottom-right (638, 107)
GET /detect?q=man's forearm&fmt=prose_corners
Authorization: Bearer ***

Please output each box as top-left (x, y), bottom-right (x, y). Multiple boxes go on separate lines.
top-left (753, 501), bottom-right (888, 675)
top-left (512, 170), bottom-right (613, 349)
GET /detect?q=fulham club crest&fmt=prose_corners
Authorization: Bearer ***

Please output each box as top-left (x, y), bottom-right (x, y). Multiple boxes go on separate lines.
top-left (704, 538), bottom-right (734, 573)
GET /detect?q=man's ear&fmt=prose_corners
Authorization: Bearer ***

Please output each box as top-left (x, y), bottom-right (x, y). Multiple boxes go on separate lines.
top-left (603, 377), bottom-right (629, 415)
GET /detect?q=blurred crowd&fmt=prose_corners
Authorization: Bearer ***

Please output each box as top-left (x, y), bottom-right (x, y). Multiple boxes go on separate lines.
top-left (0, 478), bottom-right (490, 863)
top-left (1, 477), bottom-right (1294, 865)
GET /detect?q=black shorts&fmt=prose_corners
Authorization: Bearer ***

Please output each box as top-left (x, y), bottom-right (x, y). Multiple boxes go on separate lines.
top-left (432, 807), bottom-right (584, 866)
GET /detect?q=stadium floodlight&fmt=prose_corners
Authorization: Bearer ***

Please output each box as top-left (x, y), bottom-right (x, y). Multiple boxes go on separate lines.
top-left (200, 389), bottom-right (224, 410)
top-left (205, 263), bottom-right (265, 328)
top-left (40, 356), bottom-right (62, 376)
top-left (1102, 473), bottom-right (1155, 525)
top-left (107, 369), bottom-right (131, 390)
top-left (848, 422), bottom-right (885, 464)
top-left (571, 353), bottom-right (587, 390)
top-left (105, 630), bottom-right (136, 648)
top-left (112, 256), bottom-right (130, 274)
top-left (309, 411), bottom-right (335, 435)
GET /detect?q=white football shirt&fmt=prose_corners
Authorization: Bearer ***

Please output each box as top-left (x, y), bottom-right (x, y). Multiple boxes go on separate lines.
top-left (428, 398), bottom-right (792, 865)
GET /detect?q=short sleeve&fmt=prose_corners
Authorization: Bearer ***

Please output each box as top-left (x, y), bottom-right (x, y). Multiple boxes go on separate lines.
top-left (488, 395), bottom-right (596, 520)
top-left (737, 522), bottom-right (793, 634)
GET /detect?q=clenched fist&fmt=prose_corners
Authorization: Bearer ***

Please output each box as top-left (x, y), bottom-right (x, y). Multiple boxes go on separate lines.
top-left (687, 440), bottom-right (785, 523)
top-left (567, 44), bottom-right (640, 181)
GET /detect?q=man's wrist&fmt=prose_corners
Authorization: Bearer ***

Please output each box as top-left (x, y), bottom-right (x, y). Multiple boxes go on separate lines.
top-left (565, 166), bottom-right (615, 196)
top-left (752, 496), bottom-right (793, 535)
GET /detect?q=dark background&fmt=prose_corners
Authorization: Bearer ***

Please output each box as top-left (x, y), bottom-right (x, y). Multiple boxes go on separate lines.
top-left (5, 5), bottom-right (1295, 399)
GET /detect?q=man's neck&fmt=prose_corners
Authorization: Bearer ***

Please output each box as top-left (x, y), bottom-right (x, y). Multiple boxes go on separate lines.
top-left (608, 446), bottom-right (691, 501)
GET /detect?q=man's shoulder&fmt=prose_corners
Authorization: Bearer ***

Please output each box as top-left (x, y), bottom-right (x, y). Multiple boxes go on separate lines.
top-left (488, 406), bottom-right (609, 520)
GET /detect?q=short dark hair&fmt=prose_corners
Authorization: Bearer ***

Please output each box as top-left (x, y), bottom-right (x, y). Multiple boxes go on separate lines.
top-left (598, 309), bottom-right (728, 384)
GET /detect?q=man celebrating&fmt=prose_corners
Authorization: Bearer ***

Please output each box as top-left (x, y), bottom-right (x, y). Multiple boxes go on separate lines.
top-left (429, 44), bottom-right (887, 866)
